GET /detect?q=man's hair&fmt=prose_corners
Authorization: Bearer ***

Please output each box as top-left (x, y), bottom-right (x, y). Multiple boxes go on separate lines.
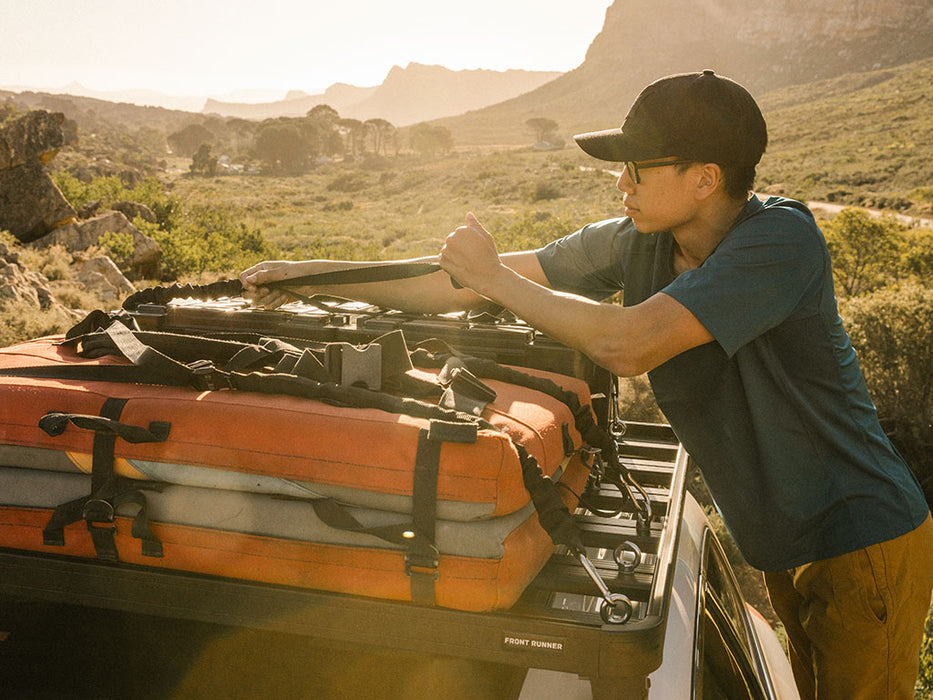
top-left (723, 165), bottom-right (756, 200)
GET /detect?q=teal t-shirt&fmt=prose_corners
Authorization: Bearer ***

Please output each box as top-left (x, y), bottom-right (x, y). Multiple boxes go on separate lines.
top-left (536, 196), bottom-right (928, 571)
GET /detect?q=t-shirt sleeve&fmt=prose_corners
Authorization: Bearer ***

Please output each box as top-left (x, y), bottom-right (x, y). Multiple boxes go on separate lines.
top-left (662, 207), bottom-right (826, 357)
top-left (535, 218), bottom-right (633, 300)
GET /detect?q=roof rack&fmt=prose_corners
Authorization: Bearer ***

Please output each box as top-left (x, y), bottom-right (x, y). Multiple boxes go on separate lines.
top-left (0, 299), bottom-right (689, 685)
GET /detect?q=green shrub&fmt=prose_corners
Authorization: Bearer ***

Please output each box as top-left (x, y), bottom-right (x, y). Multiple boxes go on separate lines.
top-left (919, 603), bottom-right (933, 698)
top-left (822, 208), bottom-right (905, 296)
top-left (491, 210), bottom-right (573, 252)
top-left (0, 299), bottom-right (73, 347)
top-left (140, 208), bottom-right (277, 280)
top-left (525, 180), bottom-right (563, 202)
top-left (98, 231), bottom-right (135, 268)
top-left (19, 244), bottom-right (73, 282)
top-left (128, 177), bottom-right (183, 230)
top-left (901, 226), bottom-right (933, 282)
top-left (51, 171), bottom-right (91, 208)
top-left (327, 172), bottom-right (369, 193)
top-left (841, 284), bottom-right (933, 502)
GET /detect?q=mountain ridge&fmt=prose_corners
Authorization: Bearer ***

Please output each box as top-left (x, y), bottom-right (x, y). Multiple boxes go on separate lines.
top-left (202, 63), bottom-right (561, 126)
top-left (435, 0), bottom-right (933, 145)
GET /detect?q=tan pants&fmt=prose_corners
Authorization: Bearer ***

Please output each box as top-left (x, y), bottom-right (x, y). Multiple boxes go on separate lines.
top-left (764, 515), bottom-right (933, 700)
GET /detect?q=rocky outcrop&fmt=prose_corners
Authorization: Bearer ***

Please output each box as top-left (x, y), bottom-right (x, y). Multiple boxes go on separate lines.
top-left (0, 110), bottom-right (67, 170)
top-left (0, 239), bottom-right (71, 316)
top-left (31, 210), bottom-right (161, 279)
top-left (441, 0), bottom-right (933, 144)
top-left (0, 110), bottom-right (161, 279)
top-left (0, 111), bottom-right (76, 242)
top-left (75, 255), bottom-right (135, 303)
top-left (581, 0), bottom-right (933, 97)
top-left (0, 161), bottom-right (78, 243)
top-left (110, 200), bottom-right (156, 224)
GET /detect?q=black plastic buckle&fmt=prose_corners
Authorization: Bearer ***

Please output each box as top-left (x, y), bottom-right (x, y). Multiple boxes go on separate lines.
top-left (187, 359), bottom-right (229, 391)
top-left (404, 543), bottom-right (440, 580)
top-left (447, 367), bottom-right (497, 404)
top-left (325, 343), bottom-right (382, 390)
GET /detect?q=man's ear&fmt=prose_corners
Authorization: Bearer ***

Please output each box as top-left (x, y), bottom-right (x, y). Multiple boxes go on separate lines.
top-left (694, 163), bottom-right (723, 201)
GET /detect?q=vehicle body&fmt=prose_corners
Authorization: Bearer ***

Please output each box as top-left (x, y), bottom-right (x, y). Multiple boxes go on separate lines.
top-left (0, 297), bottom-right (798, 698)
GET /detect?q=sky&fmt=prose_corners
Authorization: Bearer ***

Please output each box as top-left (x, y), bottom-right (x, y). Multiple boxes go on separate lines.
top-left (0, 0), bottom-right (613, 104)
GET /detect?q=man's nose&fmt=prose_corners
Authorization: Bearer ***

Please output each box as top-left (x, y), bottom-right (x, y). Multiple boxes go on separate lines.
top-left (617, 170), bottom-right (634, 194)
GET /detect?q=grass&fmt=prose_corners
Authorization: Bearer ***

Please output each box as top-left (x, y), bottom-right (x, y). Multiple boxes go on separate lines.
top-left (167, 150), bottom-right (622, 266)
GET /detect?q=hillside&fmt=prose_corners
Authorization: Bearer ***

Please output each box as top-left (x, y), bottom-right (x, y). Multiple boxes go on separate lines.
top-left (203, 63), bottom-right (561, 125)
top-left (0, 90), bottom-right (197, 136)
top-left (754, 59), bottom-right (933, 214)
top-left (437, 0), bottom-right (933, 145)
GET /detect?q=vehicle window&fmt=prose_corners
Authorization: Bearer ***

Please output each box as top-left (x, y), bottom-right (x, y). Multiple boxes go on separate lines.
top-left (694, 533), bottom-right (766, 700)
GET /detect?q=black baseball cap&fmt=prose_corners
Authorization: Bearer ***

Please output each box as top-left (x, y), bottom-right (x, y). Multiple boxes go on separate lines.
top-left (573, 70), bottom-right (767, 166)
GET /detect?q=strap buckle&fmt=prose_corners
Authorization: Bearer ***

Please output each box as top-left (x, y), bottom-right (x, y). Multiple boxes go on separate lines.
top-left (187, 359), bottom-right (230, 391)
top-left (438, 365), bottom-right (498, 416)
top-left (82, 497), bottom-right (116, 536)
top-left (404, 543), bottom-right (440, 581)
top-left (325, 343), bottom-right (382, 390)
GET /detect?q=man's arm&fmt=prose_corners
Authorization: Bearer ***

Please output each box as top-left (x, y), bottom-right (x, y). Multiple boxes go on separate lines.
top-left (240, 251), bottom-right (548, 314)
top-left (440, 214), bottom-right (714, 377)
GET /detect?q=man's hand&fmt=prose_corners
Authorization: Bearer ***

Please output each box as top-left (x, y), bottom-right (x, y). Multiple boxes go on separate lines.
top-left (240, 260), bottom-right (302, 309)
top-left (439, 213), bottom-right (507, 297)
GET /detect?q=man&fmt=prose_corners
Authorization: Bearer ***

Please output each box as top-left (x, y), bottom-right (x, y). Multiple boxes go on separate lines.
top-left (242, 70), bottom-right (932, 698)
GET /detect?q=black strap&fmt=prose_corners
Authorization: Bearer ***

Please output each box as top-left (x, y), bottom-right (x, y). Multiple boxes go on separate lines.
top-left (266, 262), bottom-right (444, 289)
top-left (310, 420), bottom-right (477, 606)
top-left (403, 430), bottom-right (441, 605)
top-left (41, 398), bottom-right (167, 560)
top-left (120, 263), bottom-right (447, 311)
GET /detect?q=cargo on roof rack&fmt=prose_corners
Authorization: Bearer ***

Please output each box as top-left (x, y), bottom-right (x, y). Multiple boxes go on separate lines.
top-left (0, 297), bottom-right (798, 699)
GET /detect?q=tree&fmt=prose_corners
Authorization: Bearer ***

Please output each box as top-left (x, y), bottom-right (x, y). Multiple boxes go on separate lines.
top-left (526, 117), bottom-right (559, 144)
top-left (307, 104), bottom-right (340, 128)
top-left (167, 123), bottom-right (213, 158)
top-left (338, 118), bottom-right (366, 158)
top-left (190, 143), bottom-right (218, 176)
top-left (365, 118), bottom-right (395, 156)
top-left (409, 123), bottom-right (453, 158)
top-left (226, 118), bottom-right (257, 158)
top-left (255, 122), bottom-right (310, 174)
top-left (307, 105), bottom-right (342, 158)
top-left (822, 208), bottom-right (905, 296)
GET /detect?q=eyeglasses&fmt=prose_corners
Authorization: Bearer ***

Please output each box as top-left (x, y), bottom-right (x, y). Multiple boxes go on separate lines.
top-left (623, 159), bottom-right (696, 184)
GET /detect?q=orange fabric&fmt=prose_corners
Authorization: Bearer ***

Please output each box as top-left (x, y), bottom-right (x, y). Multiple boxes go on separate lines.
top-left (0, 337), bottom-right (593, 517)
top-left (0, 455), bottom-right (591, 612)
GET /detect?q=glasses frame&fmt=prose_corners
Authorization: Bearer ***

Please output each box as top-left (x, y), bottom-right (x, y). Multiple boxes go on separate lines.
top-left (623, 159), bottom-right (697, 185)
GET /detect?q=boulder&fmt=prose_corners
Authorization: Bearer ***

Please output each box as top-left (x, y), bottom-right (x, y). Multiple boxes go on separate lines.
top-left (0, 110), bottom-right (67, 171)
top-left (76, 255), bottom-right (135, 303)
top-left (110, 200), bottom-right (157, 224)
top-left (0, 251), bottom-right (62, 311)
top-left (77, 200), bottom-right (103, 219)
top-left (0, 161), bottom-right (76, 242)
top-left (31, 210), bottom-right (161, 279)
top-left (0, 259), bottom-right (43, 307)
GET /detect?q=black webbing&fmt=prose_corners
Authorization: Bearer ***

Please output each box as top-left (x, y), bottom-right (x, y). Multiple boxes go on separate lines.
top-left (406, 428), bottom-right (443, 605)
top-left (309, 420), bottom-right (476, 605)
top-left (40, 398), bottom-right (167, 560)
top-left (267, 262), bottom-right (443, 288)
top-left (120, 263), bottom-right (446, 312)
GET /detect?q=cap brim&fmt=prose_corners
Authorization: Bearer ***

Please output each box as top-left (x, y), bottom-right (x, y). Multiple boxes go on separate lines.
top-left (573, 128), bottom-right (631, 162)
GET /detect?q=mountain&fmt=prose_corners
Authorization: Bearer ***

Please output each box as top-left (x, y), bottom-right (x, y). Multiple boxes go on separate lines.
top-left (203, 63), bottom-right (561, 126)
top-left (203, 83), bottom-right (379, 120)
top-left (437, 0), bottom-right (933, 145)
